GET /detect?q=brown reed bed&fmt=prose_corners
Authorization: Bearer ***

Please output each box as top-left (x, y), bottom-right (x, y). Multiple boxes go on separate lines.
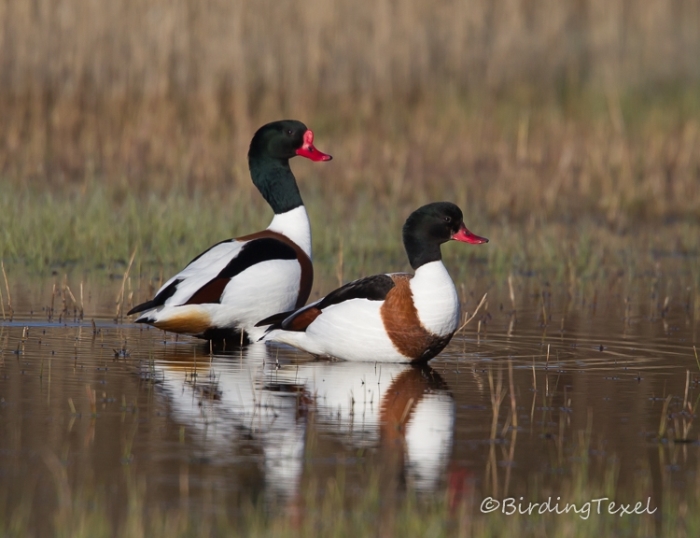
top-left (0, 0), bottom-right (699, 221)
top-left (2, 93), bottom-right (699, 222)
top-left (3, 0), bottom-right (700, 106)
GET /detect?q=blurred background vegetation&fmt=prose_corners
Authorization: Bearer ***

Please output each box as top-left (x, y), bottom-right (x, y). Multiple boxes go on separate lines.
top-left (1, 0), bottom-right (699, 271)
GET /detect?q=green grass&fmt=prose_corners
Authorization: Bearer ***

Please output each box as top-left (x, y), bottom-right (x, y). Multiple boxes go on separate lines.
top-left (2, 181), bottom-right (699, 295)
top-left (0, 182), bottom-right (265, 274)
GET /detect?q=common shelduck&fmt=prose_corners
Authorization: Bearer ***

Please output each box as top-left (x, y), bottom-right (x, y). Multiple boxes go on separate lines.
top-left (128, 120), bottom-right (332, 343)
top-left (259, 202), bottom-right (488, 362)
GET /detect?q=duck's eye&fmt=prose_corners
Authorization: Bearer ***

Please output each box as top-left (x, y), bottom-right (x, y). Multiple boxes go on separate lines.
top-left (444, 216), bottom-right (452, 223)
top-left (287, 129), bottom-right (293, 136)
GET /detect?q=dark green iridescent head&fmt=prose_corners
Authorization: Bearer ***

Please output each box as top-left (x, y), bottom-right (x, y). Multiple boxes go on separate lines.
top-left (247, 120), bottom-right (332, 214)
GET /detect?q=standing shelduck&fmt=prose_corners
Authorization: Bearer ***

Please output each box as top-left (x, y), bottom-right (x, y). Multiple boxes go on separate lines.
top-left (260, 202), bottom-right (488, 363)
top-left (128, 120), bottom-right (332, 343)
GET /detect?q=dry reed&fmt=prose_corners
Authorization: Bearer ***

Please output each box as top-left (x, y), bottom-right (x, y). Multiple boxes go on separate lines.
top-left (0, 0), bottom-right (698, 223)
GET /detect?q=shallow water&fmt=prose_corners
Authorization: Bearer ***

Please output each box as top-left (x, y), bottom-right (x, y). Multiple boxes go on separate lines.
top-left (1, 270), bottom-right (699, 532)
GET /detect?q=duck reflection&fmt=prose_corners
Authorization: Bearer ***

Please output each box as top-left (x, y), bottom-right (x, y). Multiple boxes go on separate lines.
top-left (151, 343), bottom-right (455, 502)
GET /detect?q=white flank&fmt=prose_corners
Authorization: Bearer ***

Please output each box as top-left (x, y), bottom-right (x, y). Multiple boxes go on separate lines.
top-left (216, 258), bottom-right (302, 340)
top-left (152, 240), bottom-right (246, 306)
top-left (141, 259), bottom-right (301, 340)
top-left (266, 297), bottom-right (411, 362)
top-left (410, 261), bottom-right (460, 337)
top-left (267, 206), bottom-right (312, 259)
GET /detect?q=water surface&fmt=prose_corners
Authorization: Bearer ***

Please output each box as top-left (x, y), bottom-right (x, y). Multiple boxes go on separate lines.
top-left (1, 270), bottom-right (699, 532)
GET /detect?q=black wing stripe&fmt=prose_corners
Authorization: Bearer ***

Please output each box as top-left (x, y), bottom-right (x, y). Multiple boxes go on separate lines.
top-left (217, 238), bottom-right (297, 279)
top-left (256, 309), bottom-right (295, 327)
top-left (263, 274), bottom-right (396, 333)
top-left (127, 278), bottom-right (182, 315)
top-left (186, 238), bottom-right (298, 305)
top-left (317, 274), bottom-right (396, 310)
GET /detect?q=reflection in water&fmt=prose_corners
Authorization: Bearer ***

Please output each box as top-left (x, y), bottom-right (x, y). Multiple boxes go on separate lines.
top-left (155, 343), bottom-right (455, 502)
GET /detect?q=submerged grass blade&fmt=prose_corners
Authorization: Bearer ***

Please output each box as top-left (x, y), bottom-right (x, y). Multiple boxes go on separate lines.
top-left (658, 394), bottom-right (674, 439)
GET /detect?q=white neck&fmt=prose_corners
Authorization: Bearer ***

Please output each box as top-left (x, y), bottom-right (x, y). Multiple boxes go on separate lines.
top-left (410, 260), bottom-right (460, 336)
top-left (267, 206), bottom-right (312, 258)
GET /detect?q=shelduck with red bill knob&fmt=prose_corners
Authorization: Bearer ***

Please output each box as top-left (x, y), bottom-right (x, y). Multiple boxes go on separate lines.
top-left (128, 120), bottom-right (332, 344)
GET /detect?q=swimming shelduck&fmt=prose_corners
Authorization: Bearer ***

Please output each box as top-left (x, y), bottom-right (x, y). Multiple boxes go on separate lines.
top-left (128, 120), bottom-right (332, 343)
top-left (259, 202), bottom-right (488, 362)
